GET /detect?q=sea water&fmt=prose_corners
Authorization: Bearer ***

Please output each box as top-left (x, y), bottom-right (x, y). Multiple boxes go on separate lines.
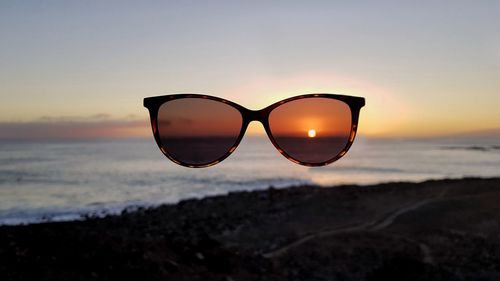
top-left (0, 136), bottom-right (499, 224)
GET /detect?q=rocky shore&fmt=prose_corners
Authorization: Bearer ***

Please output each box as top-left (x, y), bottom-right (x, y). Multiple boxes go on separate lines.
top-left (1, 177), bottom-right (500, 280)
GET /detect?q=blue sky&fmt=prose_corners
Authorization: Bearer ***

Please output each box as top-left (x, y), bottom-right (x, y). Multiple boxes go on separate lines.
top-left (1, 1), bottom-right (499, 138)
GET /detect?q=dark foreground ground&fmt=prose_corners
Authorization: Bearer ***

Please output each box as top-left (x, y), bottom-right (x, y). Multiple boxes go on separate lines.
top-left (1, 178), bottom-right (500, 281)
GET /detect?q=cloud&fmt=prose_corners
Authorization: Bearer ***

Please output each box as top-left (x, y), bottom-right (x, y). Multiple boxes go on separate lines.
top-left (37, 114), bottom-right (112, 122)
top-left (0, 115), bottom-right (150, 140)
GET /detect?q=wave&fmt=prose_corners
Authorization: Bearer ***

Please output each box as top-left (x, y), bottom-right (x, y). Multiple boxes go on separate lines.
top-left (0, 170), bottom-right (81, 186)
top-left (310, 166), bottom-right (407, 173)
top-left (167, 175), bottom-right (312, 189)
top-left (441, 145), bottom-right (500, 152)
top-left (0, 157), bottom-right (58, 168)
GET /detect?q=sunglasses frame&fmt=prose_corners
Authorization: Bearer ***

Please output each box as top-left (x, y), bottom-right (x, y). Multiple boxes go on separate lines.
top-left (144, 93), bottom-right (365, 168)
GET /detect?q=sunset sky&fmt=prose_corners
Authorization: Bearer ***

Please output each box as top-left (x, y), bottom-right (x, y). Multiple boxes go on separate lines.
top-left (1, 1), bottom-right (499, 139)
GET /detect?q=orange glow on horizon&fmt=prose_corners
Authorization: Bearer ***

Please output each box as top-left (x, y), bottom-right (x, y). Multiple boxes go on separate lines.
top-left (5, 71), bottom-right (495, 140)
top-left (221, 72), bottom-right (412, 138)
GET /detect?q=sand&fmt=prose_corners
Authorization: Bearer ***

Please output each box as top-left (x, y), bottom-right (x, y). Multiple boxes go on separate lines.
top-left (1, 177), bottom-right (500, 280)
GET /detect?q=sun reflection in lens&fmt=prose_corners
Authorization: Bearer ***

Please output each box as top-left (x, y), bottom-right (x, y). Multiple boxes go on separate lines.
top-left (308, 129), bottom-right (317, 138)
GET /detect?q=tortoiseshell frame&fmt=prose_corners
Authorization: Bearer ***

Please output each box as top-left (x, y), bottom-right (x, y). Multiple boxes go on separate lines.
top-left (144, 93), bottom-right (365, 168)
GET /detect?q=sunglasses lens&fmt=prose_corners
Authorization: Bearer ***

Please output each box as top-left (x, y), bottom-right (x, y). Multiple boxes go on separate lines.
top-left (157, 98), bottom-right (242, 166)
top-left (268, 97), bottom-right (352, 164)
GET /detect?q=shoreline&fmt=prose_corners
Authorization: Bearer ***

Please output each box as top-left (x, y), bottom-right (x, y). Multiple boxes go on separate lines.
top-left (1, 176), bottom-right (496, 227)
top-left (1, 177), bottom-right (500, 280)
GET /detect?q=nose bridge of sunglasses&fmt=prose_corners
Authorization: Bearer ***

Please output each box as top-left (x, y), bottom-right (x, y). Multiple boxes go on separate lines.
top-left (244, 109), bottom-right (267, 123)
top-left (239, 108), bottom-right (269, 135)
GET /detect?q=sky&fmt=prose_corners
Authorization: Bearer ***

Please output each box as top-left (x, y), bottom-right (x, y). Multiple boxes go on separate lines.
top-left (1, 1), bottom-right (499, 139)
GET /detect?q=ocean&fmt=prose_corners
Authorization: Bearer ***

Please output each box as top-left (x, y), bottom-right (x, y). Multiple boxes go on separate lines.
top-left (1, 136), bottom-right (499, 225)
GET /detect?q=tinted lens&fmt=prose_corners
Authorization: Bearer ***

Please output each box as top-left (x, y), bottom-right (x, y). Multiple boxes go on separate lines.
top-left (268, 97), bottom-right (352, 164)
top-left (157, 98), bottom-right (242, 166)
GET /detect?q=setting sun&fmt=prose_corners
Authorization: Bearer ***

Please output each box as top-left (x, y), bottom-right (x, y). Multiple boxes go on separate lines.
top-left (308, 129), bottom-right (317, 138)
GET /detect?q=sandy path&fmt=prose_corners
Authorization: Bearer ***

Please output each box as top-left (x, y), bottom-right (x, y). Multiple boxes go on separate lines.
top-left (263, 189), bottom-right (449, 260)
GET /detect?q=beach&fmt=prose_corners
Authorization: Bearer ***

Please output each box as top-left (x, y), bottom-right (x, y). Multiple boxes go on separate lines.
top-left (1, 177), bottom-right (500, 280)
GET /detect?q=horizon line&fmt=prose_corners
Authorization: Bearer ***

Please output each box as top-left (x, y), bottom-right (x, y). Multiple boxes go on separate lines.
top-left (0, 119), bottom-right (499, 141)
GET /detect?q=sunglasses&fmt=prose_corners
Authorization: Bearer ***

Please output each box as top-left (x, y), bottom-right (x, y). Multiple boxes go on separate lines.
top-left (144, 94), bottom-right (365, 168)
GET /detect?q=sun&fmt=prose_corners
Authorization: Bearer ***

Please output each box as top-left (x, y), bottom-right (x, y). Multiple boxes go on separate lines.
top-left (308, 129), bottom-right (317, 138)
